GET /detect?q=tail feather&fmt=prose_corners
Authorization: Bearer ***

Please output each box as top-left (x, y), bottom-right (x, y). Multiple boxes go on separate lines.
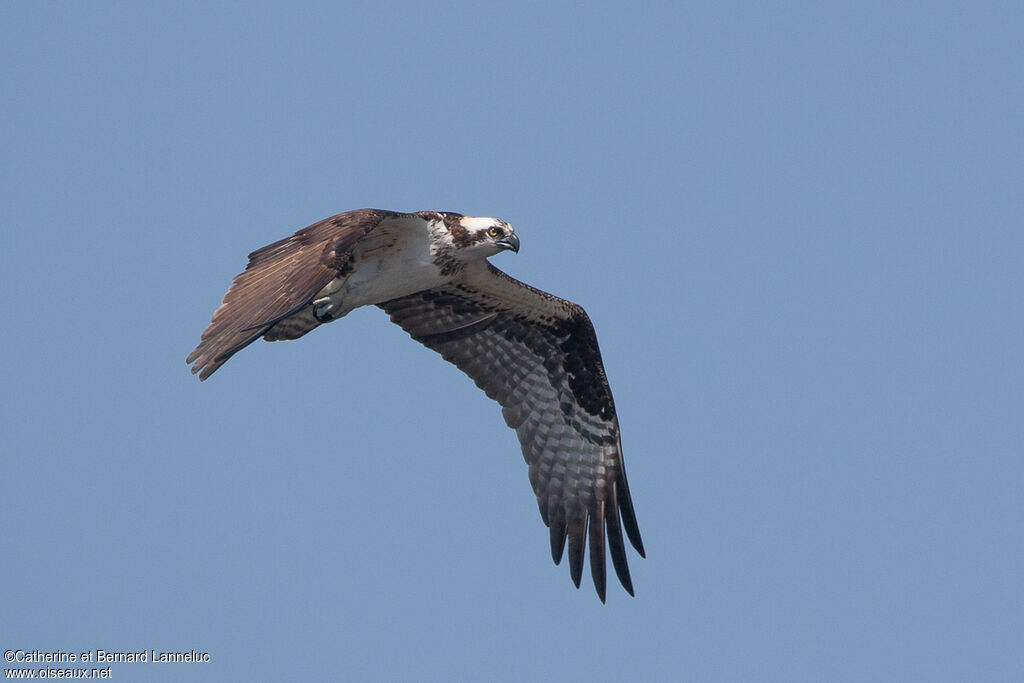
top-left (262, 306), bottom-right (322, 341)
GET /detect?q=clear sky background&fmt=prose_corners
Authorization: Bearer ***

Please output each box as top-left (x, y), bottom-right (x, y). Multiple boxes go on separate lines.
top-left (2, 2), bottom-right (1022, 681)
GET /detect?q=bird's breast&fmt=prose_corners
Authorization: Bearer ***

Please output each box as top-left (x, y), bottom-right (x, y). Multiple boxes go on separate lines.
top-left (316, 228), bottom-right (450, 314)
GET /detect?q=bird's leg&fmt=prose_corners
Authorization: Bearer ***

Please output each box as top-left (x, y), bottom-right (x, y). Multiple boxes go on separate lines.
top-left (313, 296), bottom-right (340, 322)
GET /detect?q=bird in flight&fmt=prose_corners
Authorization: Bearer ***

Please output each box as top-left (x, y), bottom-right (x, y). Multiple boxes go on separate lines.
top-left (187, 209), bottom-right (645, 601)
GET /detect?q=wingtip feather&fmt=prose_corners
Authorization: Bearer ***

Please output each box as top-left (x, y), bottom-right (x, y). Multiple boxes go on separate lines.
top-left (566, 510), bottom-right (587, 589)
top-left (588, 504), bottom-right (607, 603)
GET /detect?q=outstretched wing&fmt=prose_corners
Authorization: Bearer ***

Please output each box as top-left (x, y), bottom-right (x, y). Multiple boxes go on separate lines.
top-left (187, 209), bottom-right (397, 380)
top-left (379, 262), bottom-right (645, 601)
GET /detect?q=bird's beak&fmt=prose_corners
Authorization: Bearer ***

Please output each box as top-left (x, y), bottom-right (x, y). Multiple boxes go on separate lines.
top-left (497, 233), bottom-right (520, 253)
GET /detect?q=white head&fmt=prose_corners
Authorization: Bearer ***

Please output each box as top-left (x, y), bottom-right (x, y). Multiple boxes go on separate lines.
top-left (436, 213), bottom-right (519, 261)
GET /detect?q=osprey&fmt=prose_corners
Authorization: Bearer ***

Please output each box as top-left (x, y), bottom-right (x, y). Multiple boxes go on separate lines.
top-left (187, 209), bottom-right (645, 601)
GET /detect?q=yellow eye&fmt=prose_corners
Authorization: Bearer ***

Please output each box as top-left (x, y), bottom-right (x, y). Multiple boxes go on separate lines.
top-left (488, 226), bottom-right (501, 237)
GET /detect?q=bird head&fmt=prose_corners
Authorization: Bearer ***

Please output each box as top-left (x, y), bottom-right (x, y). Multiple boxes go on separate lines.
top-left (440, 213), bottom-right (519, 260)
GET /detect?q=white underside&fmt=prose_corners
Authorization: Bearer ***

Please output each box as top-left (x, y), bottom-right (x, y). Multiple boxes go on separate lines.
top-left (313, 216), bottom-right (449, 318)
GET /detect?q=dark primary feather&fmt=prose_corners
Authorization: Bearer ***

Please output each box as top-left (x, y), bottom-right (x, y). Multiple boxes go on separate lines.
top-left (186, 209), bottom-right (394, 380)
top-left (379, 264), bottom-right (645, 601)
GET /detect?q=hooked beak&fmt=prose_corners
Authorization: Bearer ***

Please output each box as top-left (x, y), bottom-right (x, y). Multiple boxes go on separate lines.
top-left (497, 233), bottom-right (520, 253)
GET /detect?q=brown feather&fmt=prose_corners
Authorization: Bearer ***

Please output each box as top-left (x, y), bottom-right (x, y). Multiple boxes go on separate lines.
top-left (379, 263), bottom-right (644, 599)
top-left (186, 209), bottom-right (394, 380)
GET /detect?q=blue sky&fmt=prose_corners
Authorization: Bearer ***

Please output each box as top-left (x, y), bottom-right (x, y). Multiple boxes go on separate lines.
top-left (2, 2), bottom-right (1022, 681)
